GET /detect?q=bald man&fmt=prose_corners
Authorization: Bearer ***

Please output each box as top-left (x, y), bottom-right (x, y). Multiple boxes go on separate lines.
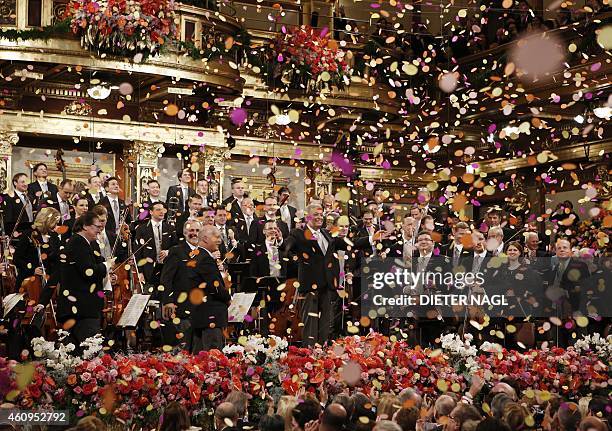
top-left (190, 225), bottom-right (231, 353)
top-left (215, 402), bottom-right (239, 431)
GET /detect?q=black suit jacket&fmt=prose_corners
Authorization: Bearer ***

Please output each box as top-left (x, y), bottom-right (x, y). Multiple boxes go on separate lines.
top-left (57, 234), bottom-right (107, 322)
top-left (45, 195), bottom-right (76, 227)
top-left (282, 227), bottom-right (371, 294)
top-left (134, 221), bottom-right (178, 283)
top-left (439, 242), bottom-right (472, 268)
top-left (248, 242), bottom-right (286, 278)
top-left (191, 250), bottom-right (231, 329)
top-left (27, 181), bottom-right (59, 209)
top-left (99, 196), bottom-right (131, 237)
top-left (1, 192), bottom-right (33, 235)
top-left (277, 204), bottom-right (298, 230)
top-left (250, 217), bottom-right (290, 246)
top-left (85, 191), bottom-right (104, 209)
top-left (233, 216), bottom-right (260, 251)
top-left (546, 258), bottom-right (590, 310)
top-left (13, 229), bottom-right (61, 291)
top-left (166, 185), bottom-right (196, 213)
top-left (222, 196), bottom-right (245, 225)
top-left (160, 242), bottom-right (200, 317)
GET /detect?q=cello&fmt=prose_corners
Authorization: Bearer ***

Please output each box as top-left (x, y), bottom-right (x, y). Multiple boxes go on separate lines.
top-left (20, 233), bottom-right (58, 340)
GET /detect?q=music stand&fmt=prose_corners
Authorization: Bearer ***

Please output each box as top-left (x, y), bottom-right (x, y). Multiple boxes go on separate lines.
top-left (242, 275), bottom-right (286, 335)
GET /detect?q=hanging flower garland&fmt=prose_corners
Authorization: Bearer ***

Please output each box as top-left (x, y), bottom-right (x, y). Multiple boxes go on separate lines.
top-left (68, 0), bottom-right (178, 59)
top-left (271, 25), bottom-right (351, 94)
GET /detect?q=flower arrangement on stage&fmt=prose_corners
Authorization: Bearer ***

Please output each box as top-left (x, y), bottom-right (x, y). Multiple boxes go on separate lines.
top-left (68, 0), bottom-right (178, 59)
top-left (1, 333), bottom-right (610, 429)
top-left (270, 25), bottom-right (351, 93)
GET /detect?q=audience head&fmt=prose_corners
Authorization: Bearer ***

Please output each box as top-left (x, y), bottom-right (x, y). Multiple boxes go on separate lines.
top-left (578, 416), bottom-right (607, 431)
top-left (475, 417), bottom-right (511, 431)
top-left (259, 415), bottom-right (286, 431)
top-left (292, 398), bottom-right (321, 431)
top-left (393, 407), bottom-right (418, 431)
top-left (225, 390), bottom-right (249, 420)
top-left (557, 402), bottom-right (582, 431)
top-left (320, 403), bottom-right (347, 431)
top-left (372, 420), bottom-right (401, 431)
top-left (215, 402), bottom-right (239, 430)
top-left (231, 178), bottom-right (246, 198)
top-left (72, 416), bottom-right (106, 431)
top-left (502, 402), bottom-right (529, 431)
top-left (159, 401), bottom-right (190, 431)
top-left (434, 394), bottom-right (456, 420)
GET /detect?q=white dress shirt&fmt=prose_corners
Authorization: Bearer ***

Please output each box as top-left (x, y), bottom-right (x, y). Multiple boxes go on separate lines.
top-left (265, 239), bottom-right (281, 277)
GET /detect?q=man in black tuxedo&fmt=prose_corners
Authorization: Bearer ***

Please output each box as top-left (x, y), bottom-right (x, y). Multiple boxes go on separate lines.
top-left (440, 222), bottom-right (472, 269)
top-left (136, 179), bottom-right (165, 224)
top-left (380, 215), bottom-right (417, 264)
top-left (372, 188), bottom-right (394, 223)
top-left (46, 179), bottom-right (76, 227)
top-left (99, 176), bottom-right (131, 237)
top-left (251, 196), bottom-right (290, 245)
top-left (57, 211), bottom-right (114, 344)
top-left (282, 203), bottom-right (372, 346)
top-left (411, 230), bottom-right (451, 345)
top-left (213, 207), bottom-right (240, 261)
top-left (166, 168), bottom-right (196, 214)
top-left (524, 231), bottom-right (551, 275)
top-left (160, 220), bottom-right (202, 348)
top-left (191, 225), bottom-right (231, 352)
top-left (27, 163), bottom-right (59, 209)
top-left (232, 197), bottom-right (259, 250)
top-left (175, 194), bottom-right (203, 241)
top-left (222, 178), bottom-right (247, 225)
top-left (415, 188), bottom-right (444, 231)
top-left (277, 186), bottom-right (298, 230)
top-left (248, 220), bottom-right (285, 278)
top-left (2, 172), bottom-right (34, 235)
top-left (464, 230), bottom-right (491, 275)
top-left (547, 238), bottom-right (590, 316)
top-left (134, 202), bottom-right (178, 289)
top-left (85, 175), bottom-right (105, 208)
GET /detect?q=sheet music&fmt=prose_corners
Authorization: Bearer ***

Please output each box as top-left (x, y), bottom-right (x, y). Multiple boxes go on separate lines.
top-left (228, 292), bottom-right (257, 323)
top-left (3, 293), bottom-right (24, 318)
top-left (117, 294), bottom-right (151, 327)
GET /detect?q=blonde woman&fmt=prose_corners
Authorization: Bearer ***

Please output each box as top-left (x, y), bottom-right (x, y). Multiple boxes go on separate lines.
top-left (13, 207), bottom-right (61, 306)
top-left (275, 395), bottom-right (298, 431)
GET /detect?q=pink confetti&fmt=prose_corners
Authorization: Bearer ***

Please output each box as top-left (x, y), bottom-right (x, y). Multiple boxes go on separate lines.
top-left (230, 108), bottom-right (248, 126)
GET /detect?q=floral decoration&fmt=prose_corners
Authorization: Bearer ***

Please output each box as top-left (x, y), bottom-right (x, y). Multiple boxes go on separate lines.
top-left (68, 0), bottom-right (178, 58)
top-left (271, 25), bottom-right (351, 93)
top-left (1, 333), bottom-right (610, 429)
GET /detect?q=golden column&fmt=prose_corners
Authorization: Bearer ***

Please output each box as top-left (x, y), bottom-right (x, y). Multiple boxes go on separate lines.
top-left (0, 132), bottom-right (19, 193)
top-left (123, 141), bottom-right (165, 204)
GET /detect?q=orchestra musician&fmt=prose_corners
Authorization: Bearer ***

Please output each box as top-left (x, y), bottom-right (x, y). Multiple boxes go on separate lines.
top-left (2, 173), bottom-right (35, 236)
top-left (440, 221), bottom-right (472, 268)
top-left (99, 177), bottom-right (131, 237)
top-left (57, 211), bottom-right (116, 344)
top-left (86, 175), bottom-right (105, 207)
top-left (137, 179), bottom-right (164, 224)
top-left (13, 207), bottom-right (62, 303)
top-left (47, 179), bottom-right (76, 228)
top-left (191, 225), bottom-right (231, 352)
top-left (248, 220), bottom-right (285, 279)
top-left (213, 207), bottom-right (239, 261)
top-left (277, 186), bottom-right (297, 231)
top-left (166, 169), bottom-right (196, 214)
top-left (196, 178), bottom-right (210, 207)
top-left (232, 197), bottom-right (258, 249)
top-left (222, 178), bottom-right (247, 224)
top-left (134, 202), bottom-right (177, 289)
top-left (27, 163), bottom-right (59, 209)
top-left (251, 196), bottom-right (289, 244)
top-left (160, 220), bottom-right (203, 348)
top-left (175, 194), bottom-right (203, 241)
top-left (282, 203), bottom-right (374, 347)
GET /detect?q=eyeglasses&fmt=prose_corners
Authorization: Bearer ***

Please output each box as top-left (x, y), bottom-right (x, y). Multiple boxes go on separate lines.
top-left (93, 224), bottom-right (105, 230)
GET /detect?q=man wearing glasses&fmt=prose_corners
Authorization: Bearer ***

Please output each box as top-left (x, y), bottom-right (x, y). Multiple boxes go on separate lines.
top-left (57, 211), bottom-right (116, 346)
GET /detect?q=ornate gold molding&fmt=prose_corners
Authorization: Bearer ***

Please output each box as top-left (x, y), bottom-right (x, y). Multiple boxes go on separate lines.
top-left (0, 131), bottom-right (18, 156)
top-left (0, 38), bottom-right (243, 91)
